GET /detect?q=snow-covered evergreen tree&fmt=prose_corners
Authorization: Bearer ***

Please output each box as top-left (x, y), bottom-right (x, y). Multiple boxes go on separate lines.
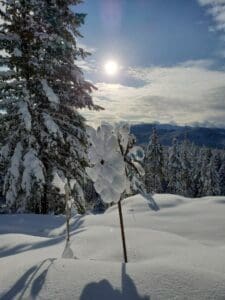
top-left (167, 138), bottom-right (182, 194)
top-left (201, 151), bottom-right (220, 196)
top-left (213, 150), bottom-right (222, 173)
top-left (191, 145), bottom-right (203, 197)
top-left (200, 148), bottom-right (212, 196)
top-left (219, 159), bottom-right (225, 195)
top-left (144, 128), bottom-right (164, 193)
top-left (179, 139), bottom-right (193, 197)
top-left (0, 0), bottom-right (99, 213)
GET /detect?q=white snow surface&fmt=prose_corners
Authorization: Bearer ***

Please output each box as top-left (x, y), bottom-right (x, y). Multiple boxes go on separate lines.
top-left (1, 194), bottom-right (225, 299)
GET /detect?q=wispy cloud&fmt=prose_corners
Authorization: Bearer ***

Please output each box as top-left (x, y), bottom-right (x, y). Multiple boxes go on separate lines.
top-left (76, 58), bottom-right (96, 73)
top-left (76, 41), bottom-right (97, 73)
top-left (81, 60), bottom-right (225, 128)
top-left (198, 0), bottom-right (225, 33)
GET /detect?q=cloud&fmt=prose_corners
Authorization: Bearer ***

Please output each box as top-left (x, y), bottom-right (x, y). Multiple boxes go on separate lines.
top-left (198, 0), bottom-right (225, 33)
top-left (77, 58), bottom-right (96, 73)
top-left (75, 40), bottom-right (97, 73)
top-left (81, 60), bottom-right (225, 128)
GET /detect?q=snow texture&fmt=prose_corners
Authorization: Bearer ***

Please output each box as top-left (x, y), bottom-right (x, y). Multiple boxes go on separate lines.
top-left (4, 142), bottom-right (23, 208)
top-left (52, 169), bottom-right (67, 195)
top-left (42, 113), bottom-right (64, 141)
top-left (22, 149), bottom-right (45, 198)
top-left (18, 101), bottom-right (32, 131)
top-left (13, 48), bottom-right (22, 57)
top-left (86, 123), bottom-right (126, 203)
top-left (115, 122), bottom-right (130, 154)
top-left (0, 143), bottom-right (10, 160)
top-left (1, 194), bottom-right (225, 299)
top-left (41, 79), bottom-right (59, 104)
top-left (62, 241), bottom-right (75, 259)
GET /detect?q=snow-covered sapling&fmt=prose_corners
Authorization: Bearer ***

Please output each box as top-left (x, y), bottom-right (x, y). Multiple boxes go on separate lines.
top-left (86, 122), bottom-right (158, 263)
top-left (86, 123), bottom-right (127, 262)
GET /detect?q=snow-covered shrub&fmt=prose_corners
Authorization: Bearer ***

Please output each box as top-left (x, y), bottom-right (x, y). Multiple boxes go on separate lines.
top-left (86, 122), bottom-right (158, 263)
top-left (87, 122), bottom-right (158, 208)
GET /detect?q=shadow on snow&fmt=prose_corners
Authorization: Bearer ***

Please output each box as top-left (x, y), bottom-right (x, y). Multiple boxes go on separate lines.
top-left (80, 263), bottom-right (150, 300)
top-left (1, 258), bottom-right (56, 300)
top-left (2, 262), bottom-right (151, 300)
top-left (0, 217), bottom-right (84, 258)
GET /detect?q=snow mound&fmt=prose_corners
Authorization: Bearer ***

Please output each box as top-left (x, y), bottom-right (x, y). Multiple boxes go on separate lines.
top-left (153, 193), bottom-right (187, 208)
top-left (1, 194), bottom-right (225, 299)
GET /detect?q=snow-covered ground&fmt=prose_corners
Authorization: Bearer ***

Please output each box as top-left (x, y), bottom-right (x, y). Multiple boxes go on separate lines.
top-left (1, 194), bottom-right (225, 299)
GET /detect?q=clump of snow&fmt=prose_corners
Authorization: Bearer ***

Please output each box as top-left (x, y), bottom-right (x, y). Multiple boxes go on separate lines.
top-left (52, 169), bottom-right (67, 195)
top-left (86, 123), bottom-right (126, 203)
top-left (42, 112), bottom-right (64, 141)
top-left (62, 241), bottom-right (75, 259)
top-left (18, 101), bottom-right (31, 131)
top-left (87, 122), bottom-right (158, 211)
top-left (4, 142), bottom-right (23, 207)
top-left (71, 67), bottom-right (84, 84)
top-left (115, 122), bottom-right (130, 154)
top-left (0, 143), bottom-right (10, 160)
top-left (13, 47), bottom-right (22, 57)
top-left (22, 149), bottom-right (45, 198)
top-left (41, 79), bottom-right (59, 104)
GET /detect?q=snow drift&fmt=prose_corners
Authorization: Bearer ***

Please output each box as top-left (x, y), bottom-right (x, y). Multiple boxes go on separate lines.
top-left (0, 194), bottom-right (225, 299)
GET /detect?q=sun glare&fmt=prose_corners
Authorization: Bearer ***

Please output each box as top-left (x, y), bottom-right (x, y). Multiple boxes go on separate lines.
top-left (104, 60), bottom-right (119, 76)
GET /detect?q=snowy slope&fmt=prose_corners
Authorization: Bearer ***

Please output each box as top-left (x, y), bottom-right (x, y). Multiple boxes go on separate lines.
top-left (0, 194), bottom-right (225, 299)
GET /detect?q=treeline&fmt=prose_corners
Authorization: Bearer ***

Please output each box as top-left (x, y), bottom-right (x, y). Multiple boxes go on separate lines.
top-left (144, 128), bottom-right (225, 197)
top-left (84, 128), bottom-right (225, 214)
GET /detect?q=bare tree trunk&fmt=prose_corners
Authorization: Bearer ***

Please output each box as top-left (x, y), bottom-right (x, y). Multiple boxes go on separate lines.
top-left (118, 200), bottom-right (128, 263)
top-left (65, 183), bottom-right (70, 242)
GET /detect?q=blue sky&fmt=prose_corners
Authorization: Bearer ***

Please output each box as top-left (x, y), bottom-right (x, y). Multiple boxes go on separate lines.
top-left (75, 0), bottom-right (225, 128)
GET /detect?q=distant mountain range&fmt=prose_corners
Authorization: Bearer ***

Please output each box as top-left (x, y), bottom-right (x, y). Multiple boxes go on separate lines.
top-left (131, 123), bottom-right (225, 149)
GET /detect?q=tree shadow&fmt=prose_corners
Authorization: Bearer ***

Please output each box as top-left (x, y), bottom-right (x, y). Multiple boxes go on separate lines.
top-left (0, 218), bottom-right (85, 258)
top-left (1, 258), bottom-right (56, 300)
top-left (80, 263), bottom-right (150, 300)
top-left (0, 214), bottom-right (84, 237)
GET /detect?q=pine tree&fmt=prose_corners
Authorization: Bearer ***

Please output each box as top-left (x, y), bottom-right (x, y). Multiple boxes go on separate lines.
top-left (180, 138), bottom-right (193, 197)
top-left (219, 159), bottom-right (225, 195)
top-left (213, 150), bottom-right (222, 173)
top-left (204, 156), bottom-right (220, 196)
top-left (191, 144), bottom-right (202, 197)
top-left (167, 138), bottom-right (182, 194)
top-left (144, 128), bottom-right (164, 193)
top-left (201, 149), bottom-right (220, 196)
top-left (0, 0), bottom-right (100, 213)
top-left (200, 148), bottom-right (211, 196)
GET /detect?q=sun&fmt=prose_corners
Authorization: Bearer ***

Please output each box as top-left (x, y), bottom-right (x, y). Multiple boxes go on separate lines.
top-left (104, 60), bottom-right (119, 76)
